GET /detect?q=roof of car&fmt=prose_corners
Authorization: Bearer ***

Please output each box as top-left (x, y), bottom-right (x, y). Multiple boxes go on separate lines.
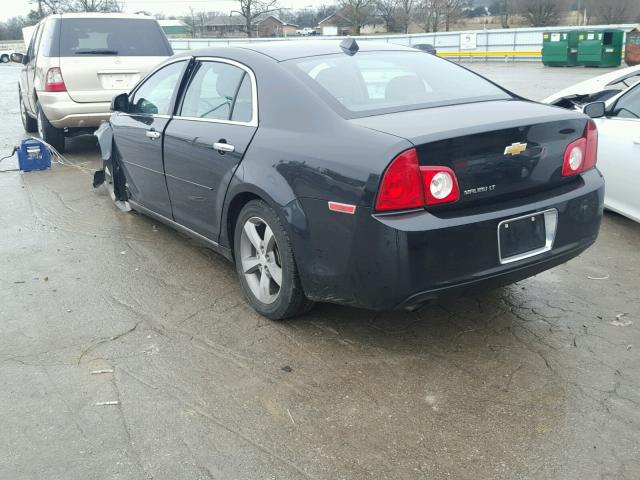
top-left (50, 12), bottom-right (155, 20)
top-left (234, 40), bottom-right (418, 62)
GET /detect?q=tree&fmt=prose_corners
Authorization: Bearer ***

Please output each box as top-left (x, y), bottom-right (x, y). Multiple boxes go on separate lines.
top-left (489, 0), bottom-right (515, 27)
top-left (237, 0), bottom-right (280, 37)
top-left (376, 0), bottom-right (399, 32)
top-left (585, 0), bottom-right (640, 24)
top-left (515, 0), bottom-right (568, 27)
top-left (397, 0), bottom-right (415, 33)
top-left (0, 16), bottom-right (28, 40)
top-left (29, 0), bottom-right (124, 15)
top-left (417, 0), bottom-right (442, 32)
top-left (440, 0), bottom-right (466, 31)
top-left (339, 0), bottom-right (376, 35)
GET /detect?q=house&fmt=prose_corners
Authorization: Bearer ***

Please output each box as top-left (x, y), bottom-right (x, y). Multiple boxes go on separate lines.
top-left (202, 16), bottom-right (247, 37)
top-left (158, 19), bottom-right (191, 37)
top-left (317, 12), bottom-right (354, 36)
top-left (257, 15), bottom-right (298, 37)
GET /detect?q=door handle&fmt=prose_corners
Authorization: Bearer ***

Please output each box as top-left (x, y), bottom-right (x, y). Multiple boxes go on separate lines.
top-left (213, 142), bottom-right (235, 153)
top-left (145, 130), bottom-right (161, 140)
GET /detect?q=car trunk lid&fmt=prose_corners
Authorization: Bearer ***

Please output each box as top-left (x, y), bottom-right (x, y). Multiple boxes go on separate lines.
top-left (352, 100), bottom-right (588, 206)
top-left (59, 56), bottom-right (163, 103)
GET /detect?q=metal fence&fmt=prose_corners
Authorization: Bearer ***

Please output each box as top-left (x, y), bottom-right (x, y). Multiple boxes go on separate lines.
top-left (169, 23), bottom-right (638, 61)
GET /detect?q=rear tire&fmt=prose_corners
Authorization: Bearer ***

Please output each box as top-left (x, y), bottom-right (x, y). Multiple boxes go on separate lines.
top-left (20, 91), bottom-right (37, 133)
top-left (234, 200), bottom-right (314, 320)
top-left (37, 102), bottom-right (65, 153)
top-left (0, 54), bottom-right (8, 63)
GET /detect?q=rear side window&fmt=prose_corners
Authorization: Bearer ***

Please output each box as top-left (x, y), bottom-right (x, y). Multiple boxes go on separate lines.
top-left (57, 18), bottom-right (172, 57)
top-left (180, 62), bottom-right (244, 120)
top-left (291, 51), bottom-right (511, 118)
top-left (180, 61), bottom-right (255, 123)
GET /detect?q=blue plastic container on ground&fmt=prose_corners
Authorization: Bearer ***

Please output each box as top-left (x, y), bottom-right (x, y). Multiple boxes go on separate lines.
top-left (18, 139), bottom-right (51, 172)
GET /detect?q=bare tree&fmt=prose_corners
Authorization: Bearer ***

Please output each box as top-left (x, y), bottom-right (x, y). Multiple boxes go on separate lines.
top-left (30, 0), bottom-right (124, 14)
top-left (440, 0), bottom-right (465, 31)
top-left (339, 0), bottom-right (376, 35)
top-left (515, 0), bottom-right (568, 27)
top-left (585, 0), bottom-right (640, 24)
top-left (417, 0), bottom-right (442, 32)
top-left (238, 0), bottom-right (279, 38)
top-left (376, 0), bottom-right (398, 32)
top-left (397, 0), bottom-right (415, 33)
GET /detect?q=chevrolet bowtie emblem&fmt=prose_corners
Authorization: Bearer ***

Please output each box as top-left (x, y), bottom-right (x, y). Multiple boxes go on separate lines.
top-left (504, 142), bottom-right (527, 156)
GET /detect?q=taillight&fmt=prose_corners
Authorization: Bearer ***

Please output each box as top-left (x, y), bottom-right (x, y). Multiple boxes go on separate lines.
top-left (562, 120), bottom-right (597, 177)
top-left (375, 148), bottom-right (460, 212)
top-left (44, 67), bottom-right (66, 92)
top-left (421, 166), bottom-right (460, 205)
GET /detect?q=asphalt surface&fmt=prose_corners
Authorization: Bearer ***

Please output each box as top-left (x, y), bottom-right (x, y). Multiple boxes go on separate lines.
top-left (1, 62), bottom-right (639, 480)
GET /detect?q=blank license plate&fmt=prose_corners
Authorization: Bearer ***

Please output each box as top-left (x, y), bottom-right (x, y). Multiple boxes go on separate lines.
top-left (499, 213), bottom-right (546, 260)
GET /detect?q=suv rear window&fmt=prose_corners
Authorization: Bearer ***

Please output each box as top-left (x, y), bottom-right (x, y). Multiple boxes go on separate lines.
top-left (290, 51), bottom-right (512, 118)
top-left (57, 18), bottom-right (172, 57)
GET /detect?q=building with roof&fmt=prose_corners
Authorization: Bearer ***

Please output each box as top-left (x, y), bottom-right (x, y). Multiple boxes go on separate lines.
top-left (158, 19), bottom-right (191, 37)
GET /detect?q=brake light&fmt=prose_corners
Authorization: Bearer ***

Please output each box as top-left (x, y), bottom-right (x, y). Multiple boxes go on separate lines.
top-left (44, 67), bottom-right (66, 92)
top-left (375, 148), bottom-right (460, 212)
top-left (562, 120), bottom-right (597, 177)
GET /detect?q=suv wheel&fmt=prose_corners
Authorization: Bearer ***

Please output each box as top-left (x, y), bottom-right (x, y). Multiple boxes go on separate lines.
top-left (234, 200), bottom-right (314, 320)
top-left (20, 91), bottom-right (37, 133)
top-left (37, 102), bottom-right (65, 153)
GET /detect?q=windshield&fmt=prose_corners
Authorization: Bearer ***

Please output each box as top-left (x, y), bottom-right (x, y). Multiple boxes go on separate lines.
top-left (291, 51), bottom-right (512, 117)
top-left (58, 18), bottom-right (172, 57)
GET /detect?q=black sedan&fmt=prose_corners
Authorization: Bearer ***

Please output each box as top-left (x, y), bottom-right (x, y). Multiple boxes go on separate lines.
top-left (96, 40), bottom-right (604, 319)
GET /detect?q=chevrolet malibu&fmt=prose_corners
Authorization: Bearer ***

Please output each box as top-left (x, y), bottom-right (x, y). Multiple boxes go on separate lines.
top-left (96, 41), bottom-right (604, 319)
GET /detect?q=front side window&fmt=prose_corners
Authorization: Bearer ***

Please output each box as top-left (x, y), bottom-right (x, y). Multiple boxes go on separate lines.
top-left (129, 61), bottom-right (185, 115)
top-left (290, 51), bottom-right (512, 118)
top-left (615, 85), bottom-right (640, 119)
top-left (180, 61), bottom-right (250, 122)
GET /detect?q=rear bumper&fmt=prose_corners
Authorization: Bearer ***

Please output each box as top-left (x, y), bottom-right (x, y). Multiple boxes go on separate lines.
top-left (292, 169), bottom-right (604, 310)
top-left (38, 91), bottom-right (111, 128)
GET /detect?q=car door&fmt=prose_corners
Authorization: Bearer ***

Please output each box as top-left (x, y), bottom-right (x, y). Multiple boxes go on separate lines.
top-left (110, 59), bottom-right (189, 218)
top-left (163, 58), bottom-right (258, 241)
top-left (597, 84), bottom-right (640, 222)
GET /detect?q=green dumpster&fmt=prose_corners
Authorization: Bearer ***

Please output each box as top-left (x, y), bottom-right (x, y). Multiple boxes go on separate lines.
top-left (577, 30), bottom-right (624, 67)
top-left (542, 31), bottom-right (580, 67)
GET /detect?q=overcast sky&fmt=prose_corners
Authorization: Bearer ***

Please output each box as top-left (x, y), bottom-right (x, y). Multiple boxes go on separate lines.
top-left (0, 0), bottom-right (323, 22)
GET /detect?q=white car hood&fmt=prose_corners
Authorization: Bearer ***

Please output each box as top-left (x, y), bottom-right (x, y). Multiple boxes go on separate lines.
top-left (543, 64), bottom-right (640, 104)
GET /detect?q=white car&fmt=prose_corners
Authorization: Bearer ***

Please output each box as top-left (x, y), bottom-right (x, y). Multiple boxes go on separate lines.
top-left (544, 67), bottom-right (640, 223)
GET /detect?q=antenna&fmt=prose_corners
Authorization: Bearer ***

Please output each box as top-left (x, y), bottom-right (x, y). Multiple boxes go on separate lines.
top-left (340, 37), bottom-right (359, 56)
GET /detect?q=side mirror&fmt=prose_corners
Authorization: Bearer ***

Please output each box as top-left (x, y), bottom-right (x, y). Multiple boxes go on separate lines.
top-left (583, 101), bottom-right (606, 119)
top-left (10, 53), bottom-right (26, 64)
top-left (111, 93), bottom-right (129, 112)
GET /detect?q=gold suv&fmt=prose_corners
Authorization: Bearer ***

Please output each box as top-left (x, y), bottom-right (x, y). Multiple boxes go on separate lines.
top-left (12, 13), bottom-right (172, 152)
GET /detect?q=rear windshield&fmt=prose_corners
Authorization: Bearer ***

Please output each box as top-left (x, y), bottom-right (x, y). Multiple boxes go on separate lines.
top-left (58, 18), bottom-right (172, 57)
top-left (290, 51), bottom-right (512, 118)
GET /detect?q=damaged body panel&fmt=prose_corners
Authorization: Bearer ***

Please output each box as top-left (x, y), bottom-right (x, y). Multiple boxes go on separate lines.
top-left (95, 42), bottom-right (604, 317)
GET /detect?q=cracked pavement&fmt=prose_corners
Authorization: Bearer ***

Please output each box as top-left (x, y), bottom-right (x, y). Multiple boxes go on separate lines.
top-left (1, 62), bottom-right (639, 479)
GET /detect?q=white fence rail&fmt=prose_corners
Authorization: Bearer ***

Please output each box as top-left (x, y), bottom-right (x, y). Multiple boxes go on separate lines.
top-left (169, 24), bottom-right (637, 61)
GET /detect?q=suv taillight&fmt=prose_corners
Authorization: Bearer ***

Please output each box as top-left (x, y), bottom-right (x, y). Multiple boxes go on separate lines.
top-left (562, 120), bottom-right (597, 177)
top-left (45, 67), bottom-right (66, 92)
top-left (375, 148), bottom-right (460, 212)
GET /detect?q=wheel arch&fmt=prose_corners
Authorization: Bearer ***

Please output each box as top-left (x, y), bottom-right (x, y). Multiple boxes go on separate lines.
top-left (221, 181), bottom-right (306, 262)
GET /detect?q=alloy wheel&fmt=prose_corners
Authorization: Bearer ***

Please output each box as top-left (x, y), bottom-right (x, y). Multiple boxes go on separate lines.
top-left (239, 216), bottom-right (283, 304)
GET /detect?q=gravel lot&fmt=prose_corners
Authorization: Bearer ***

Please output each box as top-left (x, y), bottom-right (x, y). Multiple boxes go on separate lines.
top-left (1, 61), bottom-right (639, 480)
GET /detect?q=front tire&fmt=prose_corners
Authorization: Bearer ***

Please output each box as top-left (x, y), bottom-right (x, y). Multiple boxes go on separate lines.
top-left (234, 200), bottom-right (313, 320)
top-left (0, 54), bottom-right (9, 63)
top-left (37, 102), bottom-right (65, 153)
